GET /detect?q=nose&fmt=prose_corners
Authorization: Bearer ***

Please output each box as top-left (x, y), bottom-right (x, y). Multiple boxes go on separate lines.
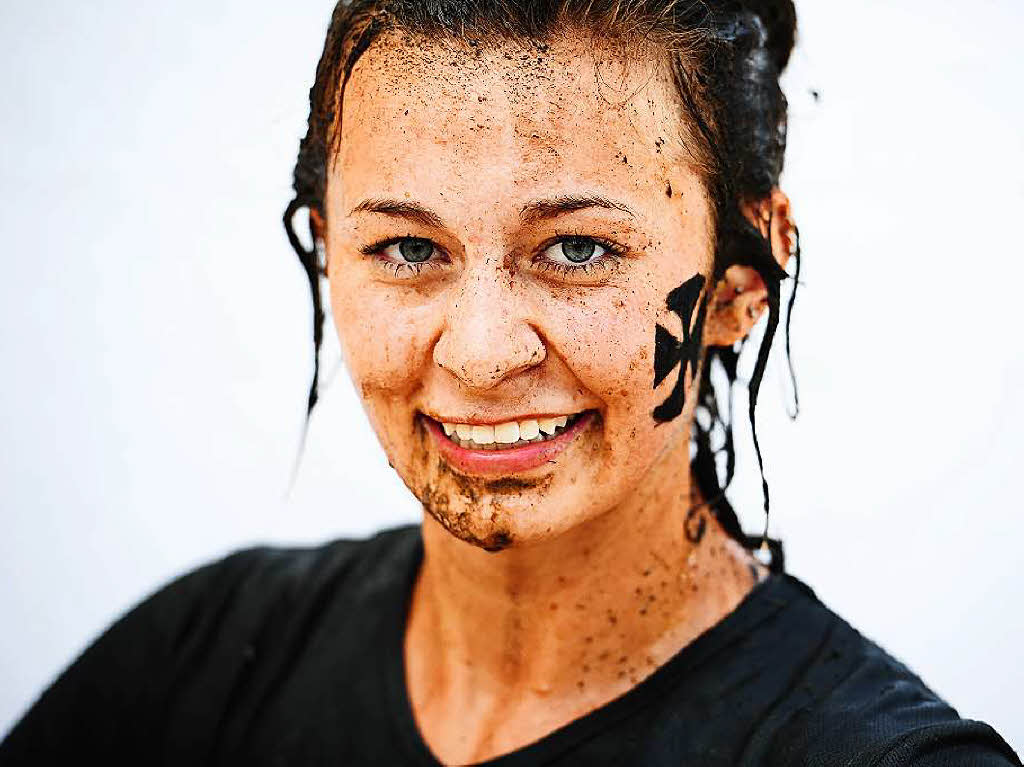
top-left (433, 258), bottom-right (546, 390)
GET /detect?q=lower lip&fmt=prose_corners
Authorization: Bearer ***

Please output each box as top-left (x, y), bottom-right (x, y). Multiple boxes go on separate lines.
top-left (422, 411), bottom-right (597, 476)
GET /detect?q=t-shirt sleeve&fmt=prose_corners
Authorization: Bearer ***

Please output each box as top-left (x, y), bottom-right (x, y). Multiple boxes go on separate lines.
top-left (767, 628), bottom-right (1022, 767)
top-left (0, 547), bottom-right (267, 764)
top-left (876, 721), bottom-right (1023, 766)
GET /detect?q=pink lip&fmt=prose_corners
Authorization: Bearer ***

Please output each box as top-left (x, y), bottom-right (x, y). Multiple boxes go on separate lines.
top-left (422, 411), bottom-right (597, 476)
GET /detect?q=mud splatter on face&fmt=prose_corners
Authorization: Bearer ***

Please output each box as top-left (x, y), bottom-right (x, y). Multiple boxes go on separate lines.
top-left (323, 31), bottom-right (719, 551)
top-left (415, 455), bottom-right (556, 551)
top-left (288, 1), bottom-right (801, 563)
top-left (651, 273), bottom-right (709, 423)
top-left (481, 476), bottom-right (552, 494)
top-left (420, 471), bottom-right (515, 551)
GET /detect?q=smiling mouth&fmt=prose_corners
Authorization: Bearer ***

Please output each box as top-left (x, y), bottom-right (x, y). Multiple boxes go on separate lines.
top-left (434, 412), bottom-right (588, 450)
top-left (419, 410), bottom-right (598, 475)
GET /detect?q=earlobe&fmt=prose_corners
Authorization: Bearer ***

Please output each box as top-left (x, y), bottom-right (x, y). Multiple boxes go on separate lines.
top-left (703, 265), bottom-right (768, 346)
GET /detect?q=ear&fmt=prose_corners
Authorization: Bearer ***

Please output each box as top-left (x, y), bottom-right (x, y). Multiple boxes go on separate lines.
top-left (309, 207), bottom-right (328, 274)
top-left (703, 188), bottom-right (796, 347)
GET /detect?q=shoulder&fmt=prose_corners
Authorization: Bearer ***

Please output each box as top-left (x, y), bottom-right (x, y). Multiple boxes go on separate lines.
top-left (86, 522), bottom-right (421, 646)
top-left (194, 520), bottom-right (421, 590)
top-left (117, 521), bottom-right (422, 657)
top-left (0, 523), bottom-right (422, 760)
top-left (162, 521), bottom-right (421, 616)
top-left (762, 574), bottom-right (1021, 767)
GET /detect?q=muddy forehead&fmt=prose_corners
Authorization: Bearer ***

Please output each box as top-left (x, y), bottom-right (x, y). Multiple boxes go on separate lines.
top-left (336, 29), bottom-right (691, 192)
top-left (343, 29), bottom-right (669, 106)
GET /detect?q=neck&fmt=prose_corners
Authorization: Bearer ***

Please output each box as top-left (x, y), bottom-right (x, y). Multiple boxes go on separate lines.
top-left (405, 447), bottom-right (762, 708)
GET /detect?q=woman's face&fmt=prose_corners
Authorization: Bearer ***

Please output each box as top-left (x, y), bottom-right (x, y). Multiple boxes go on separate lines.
top-left (322, 31), bottom-right (716, 549)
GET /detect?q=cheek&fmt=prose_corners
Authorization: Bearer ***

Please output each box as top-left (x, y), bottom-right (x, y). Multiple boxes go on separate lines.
top-left (539, 284), bottom-right (664, 438)
top-left (328, 272), bottom-right (438, 396)
top-left (555, 293), bottom-right (652, 397)
top-left (538, 262), bottom-right (704, 470)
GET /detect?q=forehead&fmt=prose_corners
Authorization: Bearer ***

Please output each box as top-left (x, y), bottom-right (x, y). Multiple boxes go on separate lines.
top-left (333, 30), bottom-right (693, 216)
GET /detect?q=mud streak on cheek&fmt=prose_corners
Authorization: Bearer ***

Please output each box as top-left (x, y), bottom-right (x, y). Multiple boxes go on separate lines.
top-left (651, 273), bottom-right (708, 423)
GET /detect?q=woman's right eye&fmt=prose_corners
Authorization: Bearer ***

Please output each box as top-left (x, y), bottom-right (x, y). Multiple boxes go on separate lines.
top-left (361, 236), bottom-right (447, 277)
top-left (384, 237), bottom-right (436, 264)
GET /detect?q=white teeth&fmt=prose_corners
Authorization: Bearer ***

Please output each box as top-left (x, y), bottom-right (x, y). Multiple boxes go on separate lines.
top-left (471, 424), bottom-right (495, 444)
top-left (436, 412), bottom-right (584, 449)
top-left (493, 421), bottom-right (520, 444)
top-left (519, 419), bottom-right (540, 440)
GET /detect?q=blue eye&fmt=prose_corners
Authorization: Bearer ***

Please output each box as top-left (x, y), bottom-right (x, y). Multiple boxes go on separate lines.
top-left (543, 237), bottom-right (606, 265)
top-left (359, 236), bottom-right (448, 278)
top-left (359, 234), bottom-right (625, 282)
top-left (385, 237), bottom-right (435, 263)
top-left (532, 236), bottom-right (627, 280)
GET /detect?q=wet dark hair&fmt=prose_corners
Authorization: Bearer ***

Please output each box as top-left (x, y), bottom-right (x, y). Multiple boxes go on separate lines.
top-left (284, 0), bottom-right (800, 571)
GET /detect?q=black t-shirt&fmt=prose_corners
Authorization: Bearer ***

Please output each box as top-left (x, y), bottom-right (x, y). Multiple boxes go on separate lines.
top-left (2, 524), bottom-right (1020, 766)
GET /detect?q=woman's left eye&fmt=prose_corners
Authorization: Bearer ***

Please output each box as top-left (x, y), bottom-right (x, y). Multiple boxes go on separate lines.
top-left (547, 238), bottom-right (602, 264)
top-left (535, 236), bottom-right (625, 274)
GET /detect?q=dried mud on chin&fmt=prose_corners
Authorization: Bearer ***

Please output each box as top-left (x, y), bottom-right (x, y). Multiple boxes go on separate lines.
top-left (416, 449), bottom-right (555, 552)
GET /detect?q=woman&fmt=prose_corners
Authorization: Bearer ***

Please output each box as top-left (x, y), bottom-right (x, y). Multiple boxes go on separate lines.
top-left (2, 0), bottom-right (1020, 764)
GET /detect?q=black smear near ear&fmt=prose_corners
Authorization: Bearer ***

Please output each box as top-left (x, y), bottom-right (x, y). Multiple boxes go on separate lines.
top-left (652, 274), bottom-right (708, 423)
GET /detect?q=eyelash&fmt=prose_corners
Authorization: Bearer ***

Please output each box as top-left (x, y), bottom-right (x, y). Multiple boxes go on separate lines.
top-left (359, 234), bottom-right (628, 278)
top-left (358, 237), bottom-right (446, 277)
top-left (532, 234), bottom-right (627, 276)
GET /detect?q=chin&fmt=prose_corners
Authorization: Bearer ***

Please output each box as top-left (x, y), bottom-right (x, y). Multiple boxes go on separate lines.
top-left (409, 452), bottom-right (607, 552)
top-left (383, 407), bottom-right (595, 548)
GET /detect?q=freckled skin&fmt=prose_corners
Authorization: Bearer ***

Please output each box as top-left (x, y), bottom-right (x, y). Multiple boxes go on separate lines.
top-left (317, 29), bottom-right (788, 767)
top-left (327, 33), bottom-right (715, 547)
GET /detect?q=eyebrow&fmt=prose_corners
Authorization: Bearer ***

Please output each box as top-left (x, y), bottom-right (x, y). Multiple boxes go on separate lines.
top-left (348, 193), bottom-right (637, 229)
top-left (519, 194), bottom-right (637, 224)
top-left (349, 198), bottom-right (446, 229)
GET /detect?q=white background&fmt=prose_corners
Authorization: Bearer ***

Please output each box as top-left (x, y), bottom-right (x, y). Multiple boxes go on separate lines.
top-left (1, 0), bottom-right (1021, 754)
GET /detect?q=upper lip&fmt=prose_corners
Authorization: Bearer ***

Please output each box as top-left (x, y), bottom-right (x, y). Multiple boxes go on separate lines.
top-left (419, 409), bottom-right (591, 426)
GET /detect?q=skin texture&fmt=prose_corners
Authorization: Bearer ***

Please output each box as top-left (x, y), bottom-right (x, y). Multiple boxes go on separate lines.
top-left (316, 30), bottom-right (793, 766)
